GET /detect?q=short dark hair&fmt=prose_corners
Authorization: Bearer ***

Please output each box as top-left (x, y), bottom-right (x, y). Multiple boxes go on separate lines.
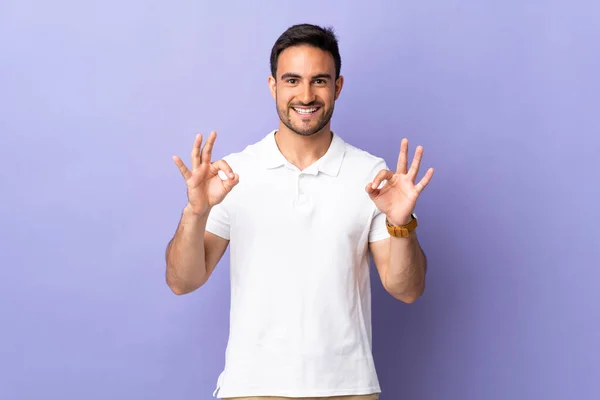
top-left (270, 24), bottom-right (342, 80)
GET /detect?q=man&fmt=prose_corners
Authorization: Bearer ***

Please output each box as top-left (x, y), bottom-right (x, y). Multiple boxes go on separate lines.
top-left (166, 23), bottom-right (434, 400)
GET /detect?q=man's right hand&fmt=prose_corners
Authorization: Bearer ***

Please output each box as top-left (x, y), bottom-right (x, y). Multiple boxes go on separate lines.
top-left (172, 131), bottom-right (239, 216)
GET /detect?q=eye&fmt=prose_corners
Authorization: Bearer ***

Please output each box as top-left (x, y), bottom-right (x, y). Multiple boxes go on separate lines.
top-left (286, 79), bottom-right (297, 84)
top-left (315, 79), bottom-right (326, 85)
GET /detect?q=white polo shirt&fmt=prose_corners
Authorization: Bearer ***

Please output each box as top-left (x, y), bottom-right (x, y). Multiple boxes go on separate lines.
top-left (207, 130), bottom-right (390, 399)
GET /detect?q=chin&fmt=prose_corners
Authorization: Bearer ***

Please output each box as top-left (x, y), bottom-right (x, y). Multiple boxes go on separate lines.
top-left (290, 124), bottom-right (324, 137)
top-left (292, 118), bottom-right (332, 137)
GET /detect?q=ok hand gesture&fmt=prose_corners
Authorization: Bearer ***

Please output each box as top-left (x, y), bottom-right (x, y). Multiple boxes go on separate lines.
top-left (172, 131), bottom-right (239, 216)
top-left (366, 138), bottom-right (434, 225)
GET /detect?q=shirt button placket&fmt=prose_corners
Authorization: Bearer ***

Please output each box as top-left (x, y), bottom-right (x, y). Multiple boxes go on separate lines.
top-left (297, 173), bottom-right (306, 204)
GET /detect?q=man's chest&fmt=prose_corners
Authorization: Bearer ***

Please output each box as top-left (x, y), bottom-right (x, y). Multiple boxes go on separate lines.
top-left (228, 171), bottom-right (374, 245)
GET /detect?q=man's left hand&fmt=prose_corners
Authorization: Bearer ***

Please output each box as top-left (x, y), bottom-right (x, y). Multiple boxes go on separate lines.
top-left (366, 138), bottom-right (434, 226)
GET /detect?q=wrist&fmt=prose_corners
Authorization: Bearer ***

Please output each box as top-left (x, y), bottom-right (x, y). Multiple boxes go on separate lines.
top-left (184, 203), bottom-right (210, 219)
top-left (386, 213), bottom-right (413, 226)
top-left (385, 212), bottom-right (418, 238)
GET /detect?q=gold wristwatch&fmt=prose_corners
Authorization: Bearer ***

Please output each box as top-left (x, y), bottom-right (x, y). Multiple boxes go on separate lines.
top-left (386, 213), bottom-right (418, 238)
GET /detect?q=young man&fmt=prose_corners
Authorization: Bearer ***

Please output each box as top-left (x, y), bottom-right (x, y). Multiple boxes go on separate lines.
top-left (166, 24), bottom-right (434, 400)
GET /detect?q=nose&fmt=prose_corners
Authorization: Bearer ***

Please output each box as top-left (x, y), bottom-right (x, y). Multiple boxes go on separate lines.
top-left (299, 82), bottom-right (316, 104)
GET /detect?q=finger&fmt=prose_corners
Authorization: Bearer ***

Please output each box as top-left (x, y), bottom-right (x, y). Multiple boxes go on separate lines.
top-left (396, 138), bottom-right (408, 174)
top-left (222, 173), bottom-right (240, 192)
top-left (365, 182), bottom-right (379, 198)
top-left (191, 134), bottom-right (203, 170)
top-left (172, 155), bottom-right (192, 180)
top-left (415, 167), bottom-right (434, 193)
top-left (210, 159), bottom-right (236, 179)
top-left (201, 131), bottom-right (217, 164)
top-left (408, 145), bottom-right (423, 181)
top-left (370, 169), bottom-right (395, 190)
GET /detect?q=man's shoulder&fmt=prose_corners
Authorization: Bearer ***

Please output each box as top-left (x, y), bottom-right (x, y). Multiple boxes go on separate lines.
top-left (339, 137), bottom-right (388, 173)
top-left (219, 131), bottom-right (273, 168)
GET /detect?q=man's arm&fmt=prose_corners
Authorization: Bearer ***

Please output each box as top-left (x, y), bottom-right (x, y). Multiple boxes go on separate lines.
top-left (369, 233), bottom-right (427, 303)
top-left (167, 131), bottom-right (238, 295)
top-left (165, 205), bottom-right (229, 295)
top-left (365, 138), bottom-right (433, 303)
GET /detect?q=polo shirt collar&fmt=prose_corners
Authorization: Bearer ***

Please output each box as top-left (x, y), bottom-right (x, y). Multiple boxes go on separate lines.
top-left (261, 130), bottom-right (346, 176)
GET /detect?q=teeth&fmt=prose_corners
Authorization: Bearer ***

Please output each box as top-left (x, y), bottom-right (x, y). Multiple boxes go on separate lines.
top-left (294, 107), bottom-right (317, 114)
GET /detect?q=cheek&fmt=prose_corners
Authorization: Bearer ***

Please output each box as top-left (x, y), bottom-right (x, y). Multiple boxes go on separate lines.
top-left (276, 95), bottom-right (288, 107)
top-left (276, 96), bottom-right (291, 113)
top-left (276, 90), bottom-right (294, 107)
top-left (319, 90), bottom-right (335, 105)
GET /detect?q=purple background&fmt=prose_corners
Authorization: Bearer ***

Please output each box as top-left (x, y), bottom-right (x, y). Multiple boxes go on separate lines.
top-left (1, 1), bottom-right (599, 399)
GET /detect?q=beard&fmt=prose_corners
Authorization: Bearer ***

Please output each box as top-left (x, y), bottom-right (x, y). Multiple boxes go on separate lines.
top-left (276, 98), bottom-right (335, 137)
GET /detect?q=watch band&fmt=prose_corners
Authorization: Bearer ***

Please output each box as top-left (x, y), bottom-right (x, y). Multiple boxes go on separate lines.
top-left (386, 213), bottom-right (418, 238)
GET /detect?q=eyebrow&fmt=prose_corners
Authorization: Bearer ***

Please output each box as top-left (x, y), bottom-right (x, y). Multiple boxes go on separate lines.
top-left (280, 73), bottom-right (333, 80)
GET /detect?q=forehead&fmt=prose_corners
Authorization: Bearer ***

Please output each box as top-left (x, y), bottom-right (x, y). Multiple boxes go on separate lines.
top-left (276, 45), bottom-right (335, 78)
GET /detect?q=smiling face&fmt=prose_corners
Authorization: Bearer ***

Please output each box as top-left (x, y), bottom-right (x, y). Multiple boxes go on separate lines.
top-left (269, 45), bottom-right (344, 137)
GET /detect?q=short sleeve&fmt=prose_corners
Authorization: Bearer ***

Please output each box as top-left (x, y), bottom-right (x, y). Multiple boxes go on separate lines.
top-left (369, 209), bottom-right (390, 242)
top-left (205, 156), bottom-right (235, 240)
top-left (368, 158), bottom-right (391, 243)
top-left (206, 202), bottom-right (230, 240)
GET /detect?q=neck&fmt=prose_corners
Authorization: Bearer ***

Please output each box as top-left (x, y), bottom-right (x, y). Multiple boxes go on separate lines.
top-left (274, 124), bottom-right (333, 171)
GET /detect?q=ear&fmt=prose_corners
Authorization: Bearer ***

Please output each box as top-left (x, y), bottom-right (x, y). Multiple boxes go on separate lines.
top-left (334, 75), bottom-right (344, 100)
top-left (268, 75), bottom-right (277, 100)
